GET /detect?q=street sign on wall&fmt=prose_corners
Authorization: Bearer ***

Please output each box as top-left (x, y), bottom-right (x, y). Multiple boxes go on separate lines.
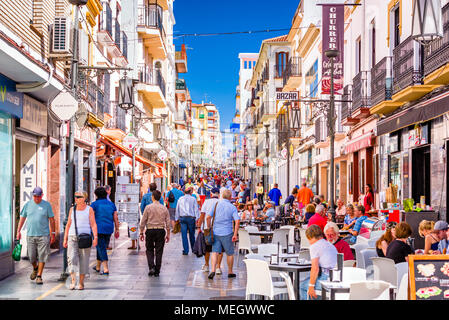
top-left (50, 90), bottom-right (78, 121)
top-left (123, 133), bottom-right (138, 149)
top-left (276, 91), bottom-right (299, 101)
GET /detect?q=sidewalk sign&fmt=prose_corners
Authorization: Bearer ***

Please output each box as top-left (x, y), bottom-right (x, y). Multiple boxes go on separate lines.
top-left (409, 254), bottom-right (449, 300)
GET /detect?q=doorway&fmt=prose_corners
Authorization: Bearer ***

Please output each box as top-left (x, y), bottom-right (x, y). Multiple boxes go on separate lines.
top-left (412, 146), bottom-right (431, 205)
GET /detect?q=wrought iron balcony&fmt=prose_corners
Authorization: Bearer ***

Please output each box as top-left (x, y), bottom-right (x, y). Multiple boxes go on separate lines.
top-left (137, 5), bottom-right (166, 40)
top-left (370, 56), bottom-right (393, 107)
top-left (352, 71), bottom-right (371, 111)
top-left (424, 3), bottom-right (449, 77)
top-left (283, 57), bottom-right (302, 88)
top-left (393, 36), bottom-right (423, 95)
top-left (137, 64), bottom-right (166, 98)
top-left (105, 102), bottom-right (127, 132)
top-left (275, 64), bottom-right (287, 78)
top-left (122, 32), bottom-right (128, 60)
top-left (262, 64), bottom-right (270, 83)
top-left (98, 2), bottom-right (113, 44)
top-left (341, 85), bottom-right (352, 119)
top-left (114, 19), bottom-right (121, 51)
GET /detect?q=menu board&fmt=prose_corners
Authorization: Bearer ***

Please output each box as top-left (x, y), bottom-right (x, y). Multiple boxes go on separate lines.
top-left (409, 255), bottom-right (449, 300)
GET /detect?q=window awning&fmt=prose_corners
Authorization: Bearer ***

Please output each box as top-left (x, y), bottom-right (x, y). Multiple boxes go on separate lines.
top-left (377, 90), bottom-right (449, 136)
top-left (345, 131), bottom-right (375, 154)
top-left (98, 134), bottom-right (166, 176)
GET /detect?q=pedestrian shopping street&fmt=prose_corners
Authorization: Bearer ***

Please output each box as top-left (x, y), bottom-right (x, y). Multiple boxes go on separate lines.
top-left (0, 224), bottom-right (246, 300)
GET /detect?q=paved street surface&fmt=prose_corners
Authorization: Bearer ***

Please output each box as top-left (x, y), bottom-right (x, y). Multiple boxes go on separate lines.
top-left (0, 224), bottom-right (246, 300)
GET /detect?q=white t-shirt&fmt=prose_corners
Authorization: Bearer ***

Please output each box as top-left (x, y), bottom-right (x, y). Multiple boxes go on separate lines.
top-left (309, 238), bottom-right (338, 271)
top-left (200, 198), bottom-right (219, 230)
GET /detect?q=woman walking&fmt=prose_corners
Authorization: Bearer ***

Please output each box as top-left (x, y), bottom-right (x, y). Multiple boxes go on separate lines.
top-left (63, 191), bottom-right (98, 290)
top-left (256, 182), bottom-right (264, 206)
top-left (90, 187), bottom-right (120, 275)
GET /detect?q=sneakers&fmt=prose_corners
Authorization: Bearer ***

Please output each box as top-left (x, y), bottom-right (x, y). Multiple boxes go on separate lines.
top-left (216, 268), bottom-right (222, 275)
top-left (201, 265), bottom-right (209, 272)
top-left (36, 276), bottom-right (43, 285)
top-left (30, 268), bottom-right (38, 281)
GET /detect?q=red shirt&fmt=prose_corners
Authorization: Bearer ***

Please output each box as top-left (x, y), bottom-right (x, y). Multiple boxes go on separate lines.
top-left (333, 238), bottom-right (355, 261)
top-left (308, 213), bottom-right (328, 231)
top-left (364, 192), bottom-right (374, 213)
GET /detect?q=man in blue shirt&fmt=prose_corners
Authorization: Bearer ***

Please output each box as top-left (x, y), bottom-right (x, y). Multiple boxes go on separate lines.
top-left (346, 205), bottom-right (368, 244)
top-left (141, 183), bottom-right (164, 215)
top-left (16, 187), bottom-right (56, 285)
top-left (268, 183), bottom-right (282, 207)
top-left (179, 177), bottom-right (185, 188)
top-left (206, 189), bottom-right (240, 280)
top-left (165, 183), bottom-right (184, 230)
top-left (260, 201), bottom-right (276, 222)
top-left (175, 187), bottom-right (200, 255)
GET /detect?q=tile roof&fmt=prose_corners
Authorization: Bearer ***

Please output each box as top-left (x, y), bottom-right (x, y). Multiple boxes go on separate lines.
top-left (263, 35), bottom-right (289, 43)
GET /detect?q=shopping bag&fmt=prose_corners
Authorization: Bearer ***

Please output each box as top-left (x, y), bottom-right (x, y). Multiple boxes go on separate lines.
top-left (172, 221), bottom-right (181, 234)
top-left (12, 240), bottom-right (22, 262)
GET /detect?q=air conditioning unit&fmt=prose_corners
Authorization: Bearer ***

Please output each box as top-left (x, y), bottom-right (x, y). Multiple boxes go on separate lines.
top-left (51, 17), bottom-right (71, 53)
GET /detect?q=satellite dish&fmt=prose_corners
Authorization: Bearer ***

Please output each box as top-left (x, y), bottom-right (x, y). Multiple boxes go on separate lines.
top-left (75, 102), bottom-right (88, 128)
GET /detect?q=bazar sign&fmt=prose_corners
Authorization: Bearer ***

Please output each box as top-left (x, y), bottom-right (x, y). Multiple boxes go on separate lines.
top-left (276, 91), bottom-right (299, 101)
top-left (0, 73), bottom-right (23, 118)
top-left (321, 2), bottom-right (344, 95)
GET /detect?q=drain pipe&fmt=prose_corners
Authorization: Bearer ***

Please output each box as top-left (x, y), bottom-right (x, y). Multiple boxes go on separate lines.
top-left (16, 62), bottom-right (54, 92)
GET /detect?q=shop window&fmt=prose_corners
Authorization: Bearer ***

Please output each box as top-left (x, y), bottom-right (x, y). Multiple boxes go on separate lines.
top-left (388, 153), bottom-right (401, 191)
top-left (388, 131), bottom-right (401, 153)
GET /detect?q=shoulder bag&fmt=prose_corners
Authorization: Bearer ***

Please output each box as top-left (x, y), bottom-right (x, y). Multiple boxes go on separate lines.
top-left (204, 202), bottom-right (218, 246)
top-left (73, 205), bottom-right (93, 249)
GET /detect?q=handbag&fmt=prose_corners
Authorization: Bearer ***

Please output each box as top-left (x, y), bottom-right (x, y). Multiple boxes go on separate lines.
top-left (172, 220), bottom-right (181, 234)
top-left (204, 202), bottom-right (218, 246)
top-left (73, 205), bottom-right (93, 249)
top-left (12, 240), bottom-right (22, 261)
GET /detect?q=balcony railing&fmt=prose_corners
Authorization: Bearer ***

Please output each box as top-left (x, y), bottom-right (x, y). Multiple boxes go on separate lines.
top-left (122, 31), bottom-right (128, 60)
top-left (352, 71), bottom-right (371, 111)
top-left (424, 3), bottom-right (449, 77)
top-left (138, 64), bottom-right (166, 98)
top-left (137, 5), bottom-right (166, 40)
top-left (283, 57), bottom-right (302, 86)
top-left (370, 56), bottom-right (393, 107)
top-left (315, 117), bottom-right (327, 142)
top-left (105, 102), bottom-right (127, 132)
top-left (393, 36), bottom-right (423, 95)
top-left (275, 64), bottom-right (287, 78)
top-left (341, 84), bottom-right (352, 119)
top-left (176, 79), bottom-right (186, 91)
top-left (99, 2), bottom-right (113, 39)
top-left (114, 19), bottom-right (121, 51)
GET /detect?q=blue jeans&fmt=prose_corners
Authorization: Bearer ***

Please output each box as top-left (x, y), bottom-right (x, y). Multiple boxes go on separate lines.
top-left (180, 216), bottom-right (196, 254)
top-left (96, 234), bottom-right (111, 262)
top-left (300, 272), bottom-right (329, 300)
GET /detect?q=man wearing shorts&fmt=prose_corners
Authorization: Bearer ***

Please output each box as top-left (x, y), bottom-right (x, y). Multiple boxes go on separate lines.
top-left (206, 189), bottom-right (240, 280)
top-left (16, 187), bottom-right (56, 285)
top-left (197, 188), bottom-right (223, 274)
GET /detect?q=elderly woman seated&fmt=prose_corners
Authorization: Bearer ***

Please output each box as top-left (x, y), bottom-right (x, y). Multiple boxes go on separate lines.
top-left (299, 225), bottom-right (338, 300)
top-left (324, 222), bottom-right (354, 261)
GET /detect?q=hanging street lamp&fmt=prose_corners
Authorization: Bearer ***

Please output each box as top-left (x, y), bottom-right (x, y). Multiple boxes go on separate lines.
top-left (412, 0), bottom-right (443, 46)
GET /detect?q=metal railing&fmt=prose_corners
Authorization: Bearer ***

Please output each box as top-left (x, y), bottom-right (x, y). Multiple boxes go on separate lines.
top-left (262, 64), bottom-right (270, 82)
top-left (341, 84), bottom-right (352, 120)
top-left (122, 32), bottom-right (128, 60)
top-left (424, 3), bottom-right (449, 76)
top-left (283, 56), bottom-right (302, 86)
top-left (393, 36), bottom-right (423, 95)
top-left (315, 117), bottom-right (327, 142)
top-left (114, 19), bottom-right (121, 51)
top-left (105, 102), bottom-right (127, 132)
top-left (99, 2), bottom-right (113, 38)
top-left (370, 56), bottom-right (393, 107)
top-left (137, 64), bottom-right (166, 97)
top-left (352, 71), bottom-right (371, 111)
top-left (137, 5), bottom-right (166, 41)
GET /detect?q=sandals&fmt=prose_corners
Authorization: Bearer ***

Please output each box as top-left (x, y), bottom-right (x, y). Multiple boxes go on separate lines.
top-left (100, 271), bottom-right (109, 275)
top-left (69, 282), bottom-right (76, 290)
top-left (78, 284), bottom-right (84, 290)
top-left (92, 266), bottom-right (100, 273)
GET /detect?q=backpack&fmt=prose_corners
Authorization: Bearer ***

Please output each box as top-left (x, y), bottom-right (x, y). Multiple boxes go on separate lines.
top-left (168, 191), bottom-right (175, 203)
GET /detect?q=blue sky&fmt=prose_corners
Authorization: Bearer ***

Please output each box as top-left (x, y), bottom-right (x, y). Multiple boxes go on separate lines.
top-left (173, 0), bottom-right (299, 131)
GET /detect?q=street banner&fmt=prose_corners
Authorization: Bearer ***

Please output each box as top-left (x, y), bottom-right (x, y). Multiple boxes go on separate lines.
top-left (321, 3), bottom-right (344, 95)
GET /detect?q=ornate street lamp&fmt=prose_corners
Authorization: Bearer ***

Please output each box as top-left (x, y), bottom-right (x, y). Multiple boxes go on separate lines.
top-left (412, 0), bottom-right (443, 46)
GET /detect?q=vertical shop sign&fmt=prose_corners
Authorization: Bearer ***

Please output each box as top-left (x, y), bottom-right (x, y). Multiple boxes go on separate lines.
top-left (20, 142), bottom-right (37, 210)
top-left (321, 3), bottom-right (344, 95)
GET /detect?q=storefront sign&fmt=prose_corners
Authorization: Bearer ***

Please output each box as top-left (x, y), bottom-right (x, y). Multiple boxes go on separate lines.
top-left (0, 73), bottom-right (23, 118)
top-left (20, 142), bottom-right (37, 210)
top-left (50, 91), bottom-right (78, 121)
top-left (276, 91), bottom-right (299, 101)
top-left (20, 95), bottom-right (47, 136)
top-left (321, 3), bottom-right (344, 95)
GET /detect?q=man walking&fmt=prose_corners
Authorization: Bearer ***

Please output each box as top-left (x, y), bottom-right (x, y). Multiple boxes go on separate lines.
top-left (16, 187), bottom-right (56, 284)
top-left (297, 182), bottom-right (314, 207)
top-left (239, 182), bottom-right (251, 204)
top-left (207, 189), bottom-right (240, 280)
top-left (268, 183), bottom-right (282, 215)
top-left (139, 190), bottom-right (170, 277)
top-left (165, 183), bottom-right (184, 230)
top-left (175, 187), bottom-right (200, 255)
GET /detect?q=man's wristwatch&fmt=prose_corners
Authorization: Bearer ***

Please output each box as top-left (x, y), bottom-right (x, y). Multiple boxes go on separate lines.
top-left (308, 283), bottom-right (315, 287)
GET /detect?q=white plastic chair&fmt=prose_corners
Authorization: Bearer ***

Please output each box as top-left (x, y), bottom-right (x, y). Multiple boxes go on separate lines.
top-left (245, 226), bottom-right (262, 246)
top-left (238, 229), bottom-right (255, 254)
top-left (367, 239), bottom-right (378, 248)
top-left (278, 271), bottom-right (296, 300)
top-left (245, 254), bottom-right (286, 289)
top-left (395, 262), bottom-right (408, 289)
top-left (299, 228), bottom-right (310, 249)
top-left (369, 230), bottom-right (384, 241)
top-left (243, 259), bottom-right (288, 300)
top-left (272, 228), bottom-right (290, 249)
top-left (334, 267), bottom-right (367, 300)
top-left (280, 225), bottom-right (295, 245)
top-left (348, 280), bottom-right (390, 300)
top-left (361, 248), bottom-right (378, 277)
top-left (343, 260), bottom-right (356, 267)
top-left (396, 273), bottom-right (409, 300)
top-left (371, 257), bottom-right (397, 286)
top-left (353, 243), bottom-right (369, 268)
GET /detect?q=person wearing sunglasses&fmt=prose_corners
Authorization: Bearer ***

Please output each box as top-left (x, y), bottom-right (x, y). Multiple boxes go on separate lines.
top-left (63, 191), bottom-right (98, 290)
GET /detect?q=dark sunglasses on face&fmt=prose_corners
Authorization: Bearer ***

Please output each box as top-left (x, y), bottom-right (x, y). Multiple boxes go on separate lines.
top-left (75, 195), bottom-right (84, 199)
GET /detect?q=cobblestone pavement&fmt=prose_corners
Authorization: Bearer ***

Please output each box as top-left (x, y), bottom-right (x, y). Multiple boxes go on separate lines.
top-left (0, 224), bottom-right (246, 300)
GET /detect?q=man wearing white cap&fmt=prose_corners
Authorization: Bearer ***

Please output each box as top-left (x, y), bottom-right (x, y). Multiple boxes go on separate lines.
top-left (16, 187), bottom-right (56, 285)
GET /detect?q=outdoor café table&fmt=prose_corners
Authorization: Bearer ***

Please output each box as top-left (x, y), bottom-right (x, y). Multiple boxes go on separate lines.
top-left (263, 253), bottom-right (299, 262)
top-left (248, 230), bottom-right (274, 243)
top-left (269, 262), bottom-right (312, 300)
top-left (320, 281), bottom-right (396, 300)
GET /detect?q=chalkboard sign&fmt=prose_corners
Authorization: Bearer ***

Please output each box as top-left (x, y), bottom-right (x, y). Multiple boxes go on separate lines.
top-left (409, 255), bottom-right (449, 300)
